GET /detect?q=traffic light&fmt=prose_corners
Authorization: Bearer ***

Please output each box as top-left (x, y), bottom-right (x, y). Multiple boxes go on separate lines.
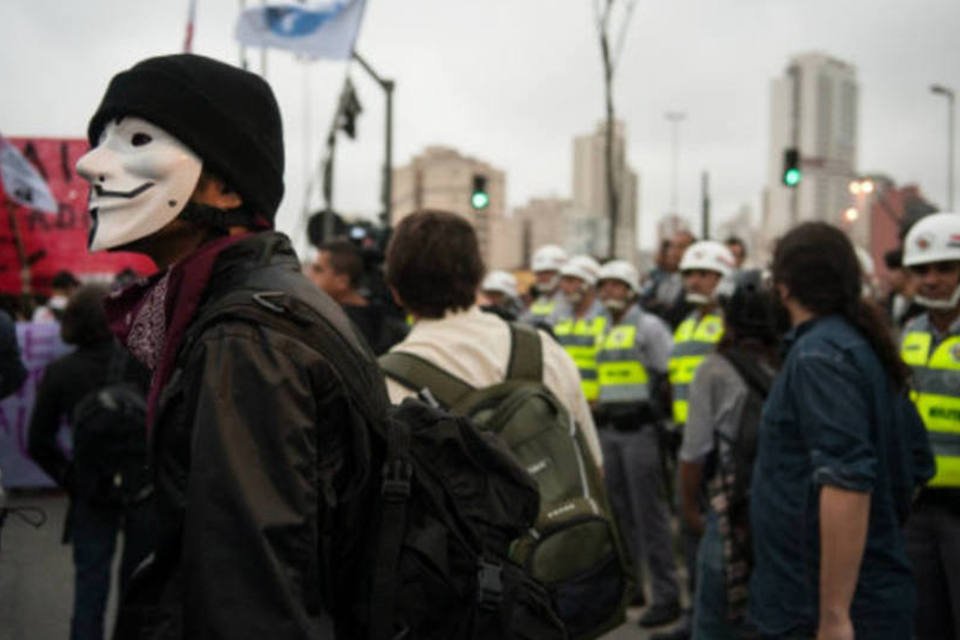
top-left (782, 148), bottom-right (801, 187)
top-left (471, 174), bottom-right (490, 210)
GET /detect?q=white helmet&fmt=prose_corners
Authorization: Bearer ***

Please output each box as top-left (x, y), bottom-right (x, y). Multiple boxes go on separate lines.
top-left (903, 212), bottom-right (960, 309)
top-left (531, 244), bottom-right (568, 273)
top-left (559, 255), bottom-right (601, 287)
top-left (903, 212), bottom-right (960, 267)
top-left (481, 270), bottom-right (518, 298)
top-left (679, 240), bottom-right (735, 278)
top-left (597, 260), bottom-right (639, 293)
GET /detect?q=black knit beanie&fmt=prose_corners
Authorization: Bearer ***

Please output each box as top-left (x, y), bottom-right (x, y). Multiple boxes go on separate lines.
top-left (87, 54), bottom-right (284, 224)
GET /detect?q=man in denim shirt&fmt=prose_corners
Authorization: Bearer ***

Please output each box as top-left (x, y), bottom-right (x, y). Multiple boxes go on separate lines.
top-left (749, 223), bottom-right (934, 640)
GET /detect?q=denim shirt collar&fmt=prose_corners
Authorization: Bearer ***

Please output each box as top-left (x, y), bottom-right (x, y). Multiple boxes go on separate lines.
top-left (781, 314), bottom-right (823, 357)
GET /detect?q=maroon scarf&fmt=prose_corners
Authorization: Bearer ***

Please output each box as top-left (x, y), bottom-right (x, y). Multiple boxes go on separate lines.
top-left (106, 233), bottom-right (248, 429)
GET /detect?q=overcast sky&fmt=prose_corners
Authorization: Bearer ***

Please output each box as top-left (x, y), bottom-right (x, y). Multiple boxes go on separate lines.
top-left (3, 0), bottom-right (959, 251)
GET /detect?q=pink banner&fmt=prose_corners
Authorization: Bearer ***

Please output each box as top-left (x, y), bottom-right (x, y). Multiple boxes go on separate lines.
top-left (0, 137), bottom-right (155, 296)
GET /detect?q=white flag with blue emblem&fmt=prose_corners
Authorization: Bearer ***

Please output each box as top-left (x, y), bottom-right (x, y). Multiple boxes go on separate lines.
top-left (0, 136), bottom-right (58, 214)
top-left (235, 0), bottom-right (367, 60)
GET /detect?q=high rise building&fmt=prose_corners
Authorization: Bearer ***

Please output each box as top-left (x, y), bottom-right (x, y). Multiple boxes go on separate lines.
top-left (513, 197), bottom-right (575, 268)
top-left (572, 120), bottom-right (640, 261)
top-left (763, 52), bottom-right (859, 253)
top-left (391, 146), bottom-right (522, 269)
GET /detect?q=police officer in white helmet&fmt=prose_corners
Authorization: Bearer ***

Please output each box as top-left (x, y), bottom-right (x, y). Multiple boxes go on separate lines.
top-left (479, 269), bottom-right (522, 321)
top-left (553, 255), bottom-right (607, 405)
top-left (523, 244), bottom-right (570, 327)
top-left (595, 259), bottom-right (681, 624)
top-left (899, 212), bottom-right (960, 639)
top-left (659, 239), bottom-right (734, 640)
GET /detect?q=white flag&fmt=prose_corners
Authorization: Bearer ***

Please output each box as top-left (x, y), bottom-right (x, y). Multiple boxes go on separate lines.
top-left (0, 137), bottom-right (58, 214)
top-left (235, 0), bottom-right (367, 61)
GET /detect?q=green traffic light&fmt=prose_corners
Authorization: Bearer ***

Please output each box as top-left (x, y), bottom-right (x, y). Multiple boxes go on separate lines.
top-left (783, 168), bottom-right (801, 187)
top-left (471, 191), bottom-right (490, 210)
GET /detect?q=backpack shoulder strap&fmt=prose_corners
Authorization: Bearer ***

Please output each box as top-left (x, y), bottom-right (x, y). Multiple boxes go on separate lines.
top-left (378, 351), bottom-right (475, 409)
top-left (720, 349), bottom-right (773, 398)
top-left (506, 322), bottom-right (543, 383)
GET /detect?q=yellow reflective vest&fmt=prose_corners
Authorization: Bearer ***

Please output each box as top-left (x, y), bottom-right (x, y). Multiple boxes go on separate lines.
top-left (554, 302), bottom-right (607, 402)
top-left (596, 307), bottom-right (650, 405)
top-left (668, 311), bottom-right (724, 425)
top-left (901, 316), bottom-right (960, 488)
top-left (529, 297), bottom-right (557, 321)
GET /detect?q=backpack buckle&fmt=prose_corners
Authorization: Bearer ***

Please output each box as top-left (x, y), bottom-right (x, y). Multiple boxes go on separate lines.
top-left (381, 459), bottom-right (412, 501)
top-left (476, 559), bottom-right (503, 611)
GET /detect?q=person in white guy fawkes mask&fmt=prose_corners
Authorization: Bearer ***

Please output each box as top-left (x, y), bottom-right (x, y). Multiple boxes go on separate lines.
top-left (77, 54), bottom-right (391, 639)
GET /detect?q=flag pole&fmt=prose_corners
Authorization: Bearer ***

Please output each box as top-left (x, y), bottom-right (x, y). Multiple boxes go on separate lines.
top-left (260, 0), bottom-right (268, 79)
top-left (182, 0), bottom-right (197, 53)
top-left (238, 0), bottom-right (248, 69)
top-left (5, 201), bottom-right (30, 299)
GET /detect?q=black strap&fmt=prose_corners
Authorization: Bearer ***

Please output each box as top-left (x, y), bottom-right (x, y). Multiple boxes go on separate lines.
top-left (378, 351), bottom-right (475, 409)
top-left (505, 322), bottom-right (543, 383)
top-left (719, 349), bottom-right (773, 398)
top-left (369, 419), bottom-right (412, 640)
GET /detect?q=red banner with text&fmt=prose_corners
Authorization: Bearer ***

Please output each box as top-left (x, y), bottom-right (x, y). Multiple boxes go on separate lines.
top-left (0, 137), bottom-right (155, 296)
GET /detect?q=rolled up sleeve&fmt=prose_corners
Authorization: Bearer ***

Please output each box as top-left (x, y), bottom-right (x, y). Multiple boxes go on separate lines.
top-left (794, 351), bottom-right (876, 493)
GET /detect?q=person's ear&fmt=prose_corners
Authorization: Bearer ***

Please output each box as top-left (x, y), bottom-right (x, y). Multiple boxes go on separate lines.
top-left (389, 285), bottom-right (406, 310)
top-left (776, 282), bottom-right (790, 303)
top-left (191, 174), bottom-right (243, 209)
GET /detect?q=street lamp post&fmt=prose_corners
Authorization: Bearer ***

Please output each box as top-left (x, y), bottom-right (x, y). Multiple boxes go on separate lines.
top-left (931, 84), bottom-right (955, 211)
top-left (353, 52), bottom-right (395, 227)
top-left (845, 177), bottom-right (876, 243)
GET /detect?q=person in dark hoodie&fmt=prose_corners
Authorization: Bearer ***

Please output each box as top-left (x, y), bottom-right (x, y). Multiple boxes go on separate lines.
top-left (28, 284), bottom-right (153, 640)
top-left (76, 53), bottom-right (388, 639)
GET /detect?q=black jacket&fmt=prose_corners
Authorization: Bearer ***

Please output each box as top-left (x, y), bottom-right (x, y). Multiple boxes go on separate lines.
top-left (115, 232), bottom-right (389, 640)
top-left (0, 309), bottom-right (26, 400)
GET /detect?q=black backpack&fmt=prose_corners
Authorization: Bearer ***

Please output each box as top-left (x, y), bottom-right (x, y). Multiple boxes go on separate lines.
top-left (381, 324), bottom-right (633, 640)
top-left (186, 289), bottom-right (567, 640)
top-left (71, 345), bottom-right (152, 508)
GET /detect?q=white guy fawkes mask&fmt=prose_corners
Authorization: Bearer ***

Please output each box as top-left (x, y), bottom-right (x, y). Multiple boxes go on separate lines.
top-left (76, 116), bottom-right (202, 251)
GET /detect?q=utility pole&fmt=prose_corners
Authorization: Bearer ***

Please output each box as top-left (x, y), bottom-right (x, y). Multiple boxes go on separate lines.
top-left (594, 0), bottom-right (637, 259)
top-left (701, 171), bottom-right (711, 239)
top-left (665, 111), bottom-right (686, 215)
top-left (931, 84), bottom-right (955, 210)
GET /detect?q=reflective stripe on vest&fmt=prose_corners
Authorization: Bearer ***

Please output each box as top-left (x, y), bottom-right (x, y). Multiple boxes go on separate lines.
top-left (901, 326), bottom-right (960, 488)
top-left (596, 323), bottom-right (651, 404)
top-left (555, 315), bottom-right (607, 401)
top-left (668, 313), bottom-right (724, 424)
top-left (529, 298), bottom-right (556, 320)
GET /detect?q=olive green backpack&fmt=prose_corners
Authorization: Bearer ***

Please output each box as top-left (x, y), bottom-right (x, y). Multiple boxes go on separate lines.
top-left (380, 322), bottom-right (633, 640)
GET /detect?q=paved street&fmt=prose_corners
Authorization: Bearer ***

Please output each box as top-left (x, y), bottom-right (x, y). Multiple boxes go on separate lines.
top-left (0, 492), bottom-right (680, 640)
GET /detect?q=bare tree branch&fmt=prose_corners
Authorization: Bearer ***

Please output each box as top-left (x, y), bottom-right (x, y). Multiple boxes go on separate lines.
top-left (612, 0), bottom-right (638, 73)
top-left (592, 0), bottom-right (606, 37)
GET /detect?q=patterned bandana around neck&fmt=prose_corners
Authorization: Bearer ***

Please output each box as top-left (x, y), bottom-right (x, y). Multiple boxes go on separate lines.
top-left (105, 233), bottom-right (248, 429)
